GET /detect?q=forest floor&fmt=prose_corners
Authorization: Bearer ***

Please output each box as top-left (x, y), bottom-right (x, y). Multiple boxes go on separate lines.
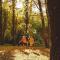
top-left (0, 45), bottom-right (50, 60)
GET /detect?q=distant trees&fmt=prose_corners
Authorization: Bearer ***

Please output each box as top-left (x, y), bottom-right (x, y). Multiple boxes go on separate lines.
top-left (38, 0), bottom-right (49, 47)
top-left (0, 0), bottom-right (49, 46)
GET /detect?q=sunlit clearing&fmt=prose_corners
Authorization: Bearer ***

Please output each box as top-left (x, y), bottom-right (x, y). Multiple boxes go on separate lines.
top-left (16, 2), bottom-right (23, 9)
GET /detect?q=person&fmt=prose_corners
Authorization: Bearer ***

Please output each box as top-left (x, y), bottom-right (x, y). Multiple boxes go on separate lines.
top-left (16, 30), bottom-right (22, 46)
top-left (28, 36), bottom-right (34, 47)
top-left (20, 36), bottom-right (27, 46)
top-left (25, 33), bottom-right (30, 47)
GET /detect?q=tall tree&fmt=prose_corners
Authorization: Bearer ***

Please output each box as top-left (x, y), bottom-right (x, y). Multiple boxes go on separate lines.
top-left (47, 0), bottom-right (60, 60)
top-left (25, 0), bottom-right (29, 33)
top-left (0, 0), bottom-right (3, 43)
top-left (38, 0), bottom-right (45, 33)
top-left (45, 0), bottom-right (51, 47)
top-left (3, 9), bottom-right (8, 40)
top-left (12, 0), bottom-right (16, 43)
top-left (29, 0), bottom-right (32, 15)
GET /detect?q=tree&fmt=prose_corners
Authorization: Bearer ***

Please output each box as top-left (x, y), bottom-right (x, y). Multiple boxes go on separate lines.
top-left (12, 0), bottom-right (16, 42)
top-left (3, 9), bottom-right (8, 40)
top-left (25, 0), bottom-right (29, 33)
top-left (0, 0), bottom-right (3, 43)
top-left (47, 0), bottom-right (60, 60)
top-left (38, 0), bottom-right (45, 33)
top-left (45, 0), bottom-right (51, 47)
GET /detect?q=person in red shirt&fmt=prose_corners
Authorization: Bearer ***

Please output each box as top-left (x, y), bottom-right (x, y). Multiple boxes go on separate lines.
top-left (20, 36), bottom-right (27, 46)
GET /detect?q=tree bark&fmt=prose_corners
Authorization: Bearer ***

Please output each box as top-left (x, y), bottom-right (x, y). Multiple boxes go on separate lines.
top-left (12, 0), bottom-right (16, 43)
top-left (47, 0), bottom-right (60, 60)
top-left (25, 0), bottom-right (29, 33)
top-left (38, 0), bottom-right (45, 32)
top-left (0, 0), bottom-right (3, 43)
top-left (45, 0), bottom-right (51, 47)
top-left (3, 9), bottom-right (8, 40)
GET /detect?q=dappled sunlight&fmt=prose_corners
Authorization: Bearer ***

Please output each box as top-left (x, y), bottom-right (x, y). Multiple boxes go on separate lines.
top-left (13, 49), bottom-right (49, 60)
top-left (0, 46), bottom-right (50, 60)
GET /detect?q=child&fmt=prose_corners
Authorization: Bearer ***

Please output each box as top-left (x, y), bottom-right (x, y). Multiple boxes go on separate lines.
top-left (29, 36), bottom-right (34, 47)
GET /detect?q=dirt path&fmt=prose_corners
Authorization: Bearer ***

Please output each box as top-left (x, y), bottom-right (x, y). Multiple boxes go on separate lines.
top-left (0, 46), bottom-right (50, 60)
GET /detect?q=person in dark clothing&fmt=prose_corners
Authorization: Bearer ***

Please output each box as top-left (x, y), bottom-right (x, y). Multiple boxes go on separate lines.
top-left (16, 30), bottom-right (22, 46)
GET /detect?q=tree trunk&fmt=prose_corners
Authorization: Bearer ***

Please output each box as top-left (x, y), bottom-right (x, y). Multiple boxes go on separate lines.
top-left (47, 0), bottom-right (60, 60)
top-left (3, 10), bottom-right (8, 40)
top-left (25, 0), bottom-right (29, 33)
top-left (38, 0), bottom-right (45, 32)
top-left (45, 0), bottom-right (51, 47)
top-left (0, 0), bottom-right (3, 43)
top-left (29, 0), bottom-right (32, 15)
top-left (12, 0), bottom-right (16, 44)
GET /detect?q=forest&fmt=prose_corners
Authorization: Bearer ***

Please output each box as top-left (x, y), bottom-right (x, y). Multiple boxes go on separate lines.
top-left (0, 0), bottom-right (50, 47)
top-left (0, 0), bottom-right (60, 60)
